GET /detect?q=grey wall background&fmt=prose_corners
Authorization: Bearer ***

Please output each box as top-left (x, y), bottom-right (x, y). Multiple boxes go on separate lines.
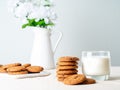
top-left (0, 0), bottom-right (120, 65)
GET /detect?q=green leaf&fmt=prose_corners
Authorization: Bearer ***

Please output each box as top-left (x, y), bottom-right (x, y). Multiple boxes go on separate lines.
top-left (46, 23), bottom-right (54, 26)
top-left (21, 18), bottom-right (55, 29)
top-left (22, 23), bottom-right (29, 29)
top-left (37, 19), bottom-right (46, 27)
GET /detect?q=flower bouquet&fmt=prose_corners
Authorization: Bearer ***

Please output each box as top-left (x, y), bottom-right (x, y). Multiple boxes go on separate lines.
top-left (8, 0), bottom-right (57, 29)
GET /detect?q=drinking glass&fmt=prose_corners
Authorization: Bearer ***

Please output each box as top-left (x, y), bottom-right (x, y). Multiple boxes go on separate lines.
top-left (81, 51), bottom-right (111, 80)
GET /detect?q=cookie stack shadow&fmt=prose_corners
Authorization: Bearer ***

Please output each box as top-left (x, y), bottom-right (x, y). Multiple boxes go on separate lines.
top-left (56, 56), bottom-right (79, 81)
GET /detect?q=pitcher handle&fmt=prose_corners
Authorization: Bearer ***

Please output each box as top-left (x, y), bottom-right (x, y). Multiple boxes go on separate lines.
top-left (51, 30), bottom-right (63, 53)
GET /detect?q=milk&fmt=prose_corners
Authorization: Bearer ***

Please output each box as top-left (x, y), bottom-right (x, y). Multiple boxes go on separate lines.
top-left (81, 51), bottom-right (111, 80)
top-left (82, 57), bottom-right (110, 75)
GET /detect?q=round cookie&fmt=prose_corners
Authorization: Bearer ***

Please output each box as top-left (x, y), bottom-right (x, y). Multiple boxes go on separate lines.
top-left (26, 66), bottom-right (43, 73)
top-left (0, 64), bottom-right (3, 67)
top-left (57, 69), bottom-right (78, 75)
top-left (63, 74), bottom-right (86, 85)
top-left (59, 56), bottom-right (79, 62)
top-left (8, 71), bottom-right (28, 75)
top-left (57, 77), bottom-right (66, 81)
top-left (57, 65), bottom-right (78, 70)
top-left (23, 63), bottom-right (31, 68)
top-left (82, 78), bottom-right (96, 84)
top-left (2, 63), bottom-right (21, 69)
top-left (0, 68), bottom-right (7, 73)
top-left (57, 74), bottom-right (73, 78)
top-left (72, 57), bottom-right (79, 61)
top-left (7, 66), bottom-right (26, 72)
top-left (57, 61), bottom-right (78, 66)
top-left (57, 69), bottom-right (77, 71)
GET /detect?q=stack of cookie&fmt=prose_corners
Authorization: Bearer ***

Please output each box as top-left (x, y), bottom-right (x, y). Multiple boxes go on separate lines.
top-left (56, 56), bottom-right (79, 81)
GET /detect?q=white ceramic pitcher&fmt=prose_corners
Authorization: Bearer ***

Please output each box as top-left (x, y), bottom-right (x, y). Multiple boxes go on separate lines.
top-left (30, 27), bottom-right (62, 69)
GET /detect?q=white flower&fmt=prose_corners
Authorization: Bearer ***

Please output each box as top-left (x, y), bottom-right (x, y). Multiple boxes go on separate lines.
top-left (28, 6), bottom-right (48, 19)
top-left (49, 12), bottom-right (57, 20)
top-left (19, 0), bottom-right (26, 3)
top-left (14, 2), bottom-right (33, 19)
top-left (31, 0), bottom-right (41, 6)
top-left (44, 18), bottom-right (49, 24)
top-left (47, 9), bottom-right (57, 20)
top-left (7, 0), bottom-right (20, 12)
top-left (35, 18), bottom-right (40, 22)
top-left (8, 0), bottom-right (57, 29)
top-left (47, 25), bottom-right (52, 30)
top-left (8, 0), bottom-right (19, 7)
top-left (41, 0), bottom-right (53, 6)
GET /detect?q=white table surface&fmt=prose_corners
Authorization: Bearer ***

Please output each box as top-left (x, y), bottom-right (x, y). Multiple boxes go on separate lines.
top-left (0, 67), bottom-right (120, 90)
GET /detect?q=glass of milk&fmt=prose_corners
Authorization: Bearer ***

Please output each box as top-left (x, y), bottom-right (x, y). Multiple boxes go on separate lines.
top-left (81, 51), bottom-right (111, 81)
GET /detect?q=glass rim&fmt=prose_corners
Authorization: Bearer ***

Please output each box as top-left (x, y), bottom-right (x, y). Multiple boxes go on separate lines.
top-left (82, 51), bottom-right (110, 53)
top-left (81, 51), bottom-right (111, 57)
